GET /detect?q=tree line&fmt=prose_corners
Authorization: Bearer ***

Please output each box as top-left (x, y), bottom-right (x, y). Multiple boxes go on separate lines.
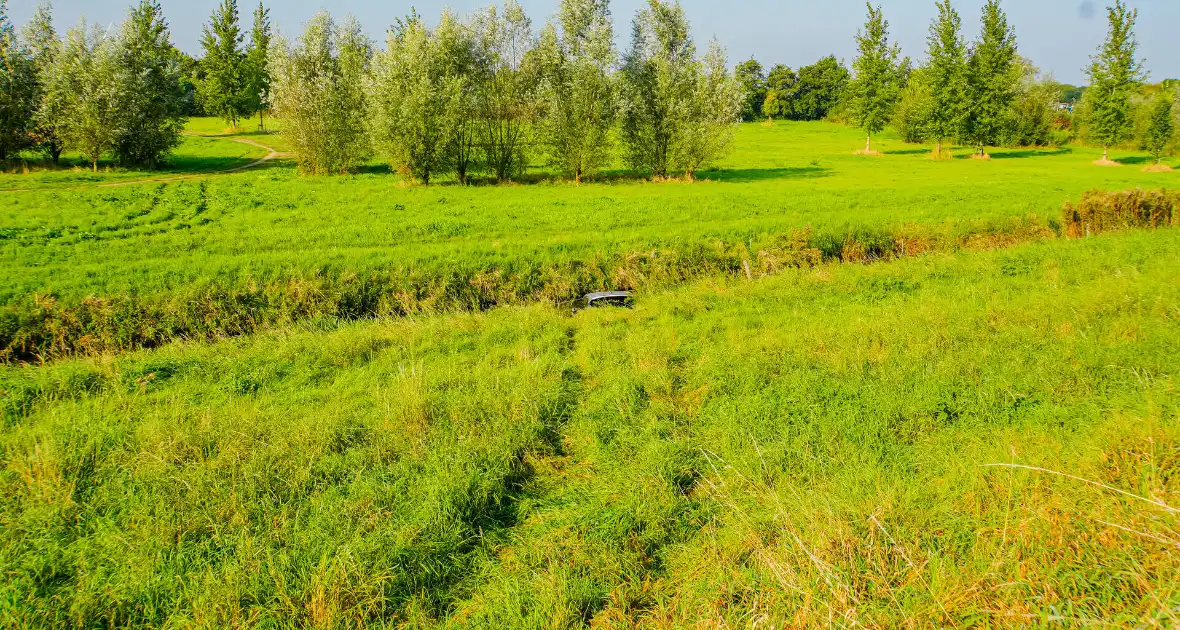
top-left (266, 0), bottom-right (742, 180)
top-left (734, 57), bottom-right (850, 123)
top-left (0, 0), bottom-right (743, 182)
top-left (2, 0), bottom-right (1174, 176)
top-left (0, 0), bottom-right (196, 170)
top-left (841, 0), bottom-right (1174, 162)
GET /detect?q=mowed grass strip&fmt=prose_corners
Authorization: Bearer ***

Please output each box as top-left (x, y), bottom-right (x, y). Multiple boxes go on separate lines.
top-left (1, 229), bottom-right (1177, 627)
top-left (4, 120), bottom-right (1179, 359)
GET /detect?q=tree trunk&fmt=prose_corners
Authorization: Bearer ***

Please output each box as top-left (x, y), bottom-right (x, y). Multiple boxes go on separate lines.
top-left (259, 110), bottom-right (265, 132)
top-left (936, 139), bottom-right (942, 157)
top-left (865, 134), bottom-right (871, 153)
top-left (1102, 146), bottom-right (1108, 161)
top-left (92, 160), bottom-right (98, 173)
top-left (574, 167), bottom-right (581, 185)
top-left (51, 147), bottom-right (62, 165)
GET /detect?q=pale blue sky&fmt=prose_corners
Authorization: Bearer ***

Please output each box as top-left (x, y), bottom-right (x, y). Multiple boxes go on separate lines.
top-left (9, 0), bottom-right (1178, 85)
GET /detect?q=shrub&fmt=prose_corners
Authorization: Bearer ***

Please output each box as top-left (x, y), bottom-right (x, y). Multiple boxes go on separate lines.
top-left (892, 69), bottom-right (931, 143)
top-left (1062, 189), bottom-right (1179, 238)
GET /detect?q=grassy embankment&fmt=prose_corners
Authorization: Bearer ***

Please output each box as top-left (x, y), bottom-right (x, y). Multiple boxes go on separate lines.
top-left (2, 120), bottom-right (1178, 359)
top-left (1, 229), bottom-right (1178, 627)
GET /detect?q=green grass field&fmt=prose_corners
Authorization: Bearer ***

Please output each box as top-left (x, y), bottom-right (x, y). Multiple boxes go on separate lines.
top-left (1, 118), bottom-right (1179, 627)
top-left (2, 230), bottom-right (1178, 627)
top-left (0, 134), bottom-right (272, 192)
top-left (2, 119), bottom-right (1178, 359)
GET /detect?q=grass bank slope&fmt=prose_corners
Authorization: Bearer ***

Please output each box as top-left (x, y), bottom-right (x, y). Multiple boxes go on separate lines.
top-left (2, 229), bottom-right (1177, 627)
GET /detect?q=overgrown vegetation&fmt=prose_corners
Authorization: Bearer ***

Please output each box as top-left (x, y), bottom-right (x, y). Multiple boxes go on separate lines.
top-left (2, 230), bottom-right (1177, 626)
top-left (1062, 187), bottom-right (1178, 236)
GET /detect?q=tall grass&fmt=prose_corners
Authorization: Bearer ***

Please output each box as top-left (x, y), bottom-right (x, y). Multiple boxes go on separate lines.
top-left (2, 218), bottom-right (1057, 361)
top-left (2, 230), bottom-right (1177, 626)
top-left (1063, 188), bottom-right (1180, 237)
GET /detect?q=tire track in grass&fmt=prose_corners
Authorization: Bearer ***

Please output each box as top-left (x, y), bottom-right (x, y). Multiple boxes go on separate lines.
top-left (446, 319), bottom-right (708, 625)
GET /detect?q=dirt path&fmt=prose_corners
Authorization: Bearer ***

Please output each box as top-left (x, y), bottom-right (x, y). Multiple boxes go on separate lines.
top-left (0, 136), bottom-right (291, 194)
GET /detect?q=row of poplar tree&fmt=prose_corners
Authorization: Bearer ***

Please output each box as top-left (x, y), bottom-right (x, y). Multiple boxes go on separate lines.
top-left (842, 0), bottom-right (1172, 161)
top-left (266, 0), bottom-right (742, 181)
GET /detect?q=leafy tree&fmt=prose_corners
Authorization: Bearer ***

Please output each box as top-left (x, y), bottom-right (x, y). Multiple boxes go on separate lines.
top-left (536, 0), bottom-right (616, 182)
top-left (1061, 85), bottom-right (1084, 104)
top-left (472, 0), bottom-right (536, 182)
top-left (272, 12), bottom-right (370, 174)
top-left (200, 0), bottom-right (249, 128)
top-left (112, 1), bottom-right (187, 168)
top-left (619, 1), bottom-right (739, 179)
top-left (51, 21), bottom-right (121, 171)
top-left (735, 58), bottom-right (765, 121)
top-left (671, 39), bottom-right (742, 179)
top-left (1144, 90), bottom-right (1174, 164)
top-left (366, 11), bottom-right (463, 184)
top-left (619, 0), bottom-right (696, 178)
top-left (244, 2), bottom-right (272, 130)
top-left (848, 3), bottom-right (902, 153)
top-left (1002, 59), bottom-right (1059, 147)
top-left (22, 0), bottom-right (64, 162)
top-left (791, 55), bottom-right (850, 121)
top-left (0, 0), bottom-right (35, 161)
top-left (964, 0), bottom-right (1018, 156)
top-left (440, 11), bottom-right (484, 184)
top-left (892, 66), bottom-right (932, 143)
top-left (172, 48), bottom-right (204, 116)
top-left (1085, 0), bottom-right (1144, 161)
top-left (762, 64), bottom-right (797, 119)
top-left (924, 0), bottom-right (967, 157)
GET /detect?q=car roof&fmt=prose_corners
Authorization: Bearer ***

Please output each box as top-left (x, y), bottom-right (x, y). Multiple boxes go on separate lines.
top-left (585, 291), bottom-right (632, 300)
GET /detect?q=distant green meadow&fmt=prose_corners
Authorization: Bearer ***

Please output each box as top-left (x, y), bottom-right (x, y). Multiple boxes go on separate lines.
top-left (2, 119), bottom-right (1177, 358)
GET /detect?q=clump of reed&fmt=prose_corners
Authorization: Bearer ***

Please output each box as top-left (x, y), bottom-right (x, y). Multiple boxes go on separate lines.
top-left (1063, 188), bottom-right (1179, 238)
